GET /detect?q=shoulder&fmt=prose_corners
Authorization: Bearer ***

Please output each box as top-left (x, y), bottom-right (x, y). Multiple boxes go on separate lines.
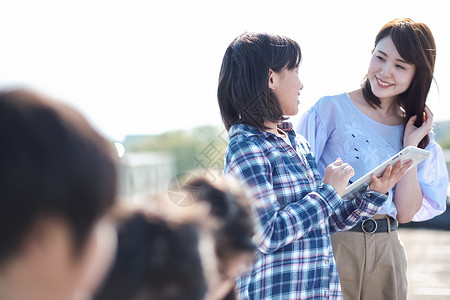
top-left (312, 93), bottom-right (349, 111)
top-left (225, 130), bottom-right (275, 175)
top-left (304, 93), bottom-right (350, 124)
top-left (227, 124), bottom-right (271, 156)
top-left (305, 93), bottom-right (351, 121)
top-left (227, 135), bottom-right (263, 155)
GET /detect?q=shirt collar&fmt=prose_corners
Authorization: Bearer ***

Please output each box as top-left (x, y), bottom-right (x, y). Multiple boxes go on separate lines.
top-left (228, 122), bottom-right (295, 139)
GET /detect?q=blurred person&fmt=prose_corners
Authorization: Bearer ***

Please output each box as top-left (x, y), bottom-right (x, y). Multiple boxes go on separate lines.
top-left (0, 89), bottom-right (118, 300)
top-left (95, 173), bottom-right (257, 300)
top-left (297, 18), bottom-right (448, 299)
top-left (181, 175), bottom-right (256, 300)
top-left (217, 32), bottom-right (411, 299)
top-left (93, 210), bottom-right (209, 300)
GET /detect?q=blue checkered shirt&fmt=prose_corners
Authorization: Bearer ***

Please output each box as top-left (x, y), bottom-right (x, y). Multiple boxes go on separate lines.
top-left (224, 123), bottom-right (388, 300)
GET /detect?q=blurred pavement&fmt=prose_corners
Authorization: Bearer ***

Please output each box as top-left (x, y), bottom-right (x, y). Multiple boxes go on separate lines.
top-left (400, 228), bottom-right (450, 299)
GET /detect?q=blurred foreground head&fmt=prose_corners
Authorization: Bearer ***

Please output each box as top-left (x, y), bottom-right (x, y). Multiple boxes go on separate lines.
top-left (94, 211), bottom-right (209, 300)
top-left (182, 175), bottom-right (256, 300)
top-left (0, 89), bottom-right (118, 300)
top-left (94, 174), bottom-right (256, 300)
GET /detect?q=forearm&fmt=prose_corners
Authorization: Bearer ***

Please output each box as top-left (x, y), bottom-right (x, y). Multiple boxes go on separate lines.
top-left (254, 183), bottom-right (342, 254)
top-left (225, 148), bottom-right (342, 254)
top-left (393, 167), bottom-right (423, 223)
top-left (328, 188), bottom-right (388, 233)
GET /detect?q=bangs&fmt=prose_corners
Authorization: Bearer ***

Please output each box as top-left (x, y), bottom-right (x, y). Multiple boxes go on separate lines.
top-left (389, 27), bottom-right (417, 65)
top-left (378, 19), bottom-right (435, 69)
top-left (269, 35), bottom-right (302, 71)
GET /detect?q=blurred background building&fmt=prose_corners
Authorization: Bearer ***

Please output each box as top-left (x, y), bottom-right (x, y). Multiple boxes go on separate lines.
top-left (118, 152), bottom-right (175, 205)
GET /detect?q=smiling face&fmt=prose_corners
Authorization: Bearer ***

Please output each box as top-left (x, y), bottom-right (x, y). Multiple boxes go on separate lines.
top-left (368, 36), bottom-right (416, 102)
top-left (269, 67), bottom-right (303, 116)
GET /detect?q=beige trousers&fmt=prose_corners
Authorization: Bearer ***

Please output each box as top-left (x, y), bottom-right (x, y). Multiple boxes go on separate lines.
top-left (331, 220), bottom-right (408, 300)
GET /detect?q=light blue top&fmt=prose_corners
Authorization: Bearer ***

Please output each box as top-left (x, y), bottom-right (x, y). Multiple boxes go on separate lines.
top-left (297, 92), bottom-right (448, 221)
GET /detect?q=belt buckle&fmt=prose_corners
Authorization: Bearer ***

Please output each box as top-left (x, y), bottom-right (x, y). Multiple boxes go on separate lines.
top-left (361, 218), bottom-right (377, 234)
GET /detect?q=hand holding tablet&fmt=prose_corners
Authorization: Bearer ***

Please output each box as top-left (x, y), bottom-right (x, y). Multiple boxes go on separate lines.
top-left (342, 146), bottom-right (431, 200)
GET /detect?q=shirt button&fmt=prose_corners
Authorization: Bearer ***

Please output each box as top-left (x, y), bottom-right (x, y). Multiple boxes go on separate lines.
top-left (324, 259), bottom-right (329, 264)
top-left (366, 193), bottom-right (371, 198)
top-left (355, 210), bottom-right (361, 215)
top-left (322, 229), bottom-right (326, 235)
top-left (306, 173), bottom-right (312, 179)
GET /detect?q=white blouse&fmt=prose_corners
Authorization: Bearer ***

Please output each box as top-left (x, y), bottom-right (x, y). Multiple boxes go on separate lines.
top-left (297, 92), bottom-right (448, 221)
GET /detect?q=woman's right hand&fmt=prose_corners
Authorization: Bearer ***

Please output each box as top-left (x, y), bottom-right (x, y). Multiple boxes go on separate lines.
top-left (323, 158), bottom-right (354, 196)
top-left (369, 160), bottom-right (413, 194)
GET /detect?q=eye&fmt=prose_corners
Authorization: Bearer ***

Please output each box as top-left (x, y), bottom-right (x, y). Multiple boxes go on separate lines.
top-left (396, 64), bottom-right (406, 70)
top-left (376, 55), bottom-right (385, 61)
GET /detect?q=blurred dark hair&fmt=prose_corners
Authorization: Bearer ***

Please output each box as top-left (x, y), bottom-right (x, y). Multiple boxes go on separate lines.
top-left (0, 89), bottom-right (117, 263)
top-left (182, 175), bottom-right (256, 300)
top-left (362, 18), bottom-right (436, 148)
top-left (218, 32), bottom-right (301, 131)
top-left (94, 212), bottom-right (207, 300)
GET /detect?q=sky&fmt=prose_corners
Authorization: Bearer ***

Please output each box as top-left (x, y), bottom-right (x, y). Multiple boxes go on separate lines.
top-left (0, 0), bottom-right (448, 141)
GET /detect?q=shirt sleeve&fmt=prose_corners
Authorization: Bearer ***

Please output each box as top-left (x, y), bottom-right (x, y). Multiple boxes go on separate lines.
top-left (412, 136), bottom-right (448, 221)
top-left (297, 107), bottom-right (329, 164)
top-left (224, 137), bottom-right (342, 254)
top-left (327, 190), bottom-right (388, 233)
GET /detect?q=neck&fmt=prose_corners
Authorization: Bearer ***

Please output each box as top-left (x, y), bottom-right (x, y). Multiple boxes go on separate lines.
top-left (353, 88), bottom-right (399, 114)
top-left (263, 121), bottom-right (278, 134)
top-left (349, 89), bottom-right (403, 125)
top-left (264, 121), bottom-right (285, 137)
top-left (377, 96), bottom-right (399, 115)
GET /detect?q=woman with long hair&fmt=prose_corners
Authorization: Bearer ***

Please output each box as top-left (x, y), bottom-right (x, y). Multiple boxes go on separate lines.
top-left (298, 18), bottom-right (448, 299)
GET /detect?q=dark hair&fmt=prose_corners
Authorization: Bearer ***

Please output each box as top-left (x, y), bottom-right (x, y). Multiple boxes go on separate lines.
top-left (0, 89), bottom-right (117, 263)
top-left (362, 18), bottom-right (436, 148)
top-left (182, 176), bottom-right (255, 278)
top-left (94, 212), bottom-right (207, 300)
top-left (218, 32), bottom-right (302, 131)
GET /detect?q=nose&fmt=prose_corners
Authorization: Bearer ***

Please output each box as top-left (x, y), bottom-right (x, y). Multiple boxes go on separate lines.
top-left (380, 63), bottom-right (393, 78)
top-left (299, 80), bottom-right (304, 90)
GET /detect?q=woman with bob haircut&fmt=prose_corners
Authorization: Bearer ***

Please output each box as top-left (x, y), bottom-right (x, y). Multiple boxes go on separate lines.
top-left (298, 18), bottom-right (448, 299)
top-left (218, 32), bottom-right (410, 299)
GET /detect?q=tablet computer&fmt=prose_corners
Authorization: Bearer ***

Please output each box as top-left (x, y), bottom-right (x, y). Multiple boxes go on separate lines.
top-left (342, 146), bottom-right (431, 200)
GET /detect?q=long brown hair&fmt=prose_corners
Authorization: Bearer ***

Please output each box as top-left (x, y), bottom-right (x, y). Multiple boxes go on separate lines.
top-left (362, 18), bottom-right (436, 148)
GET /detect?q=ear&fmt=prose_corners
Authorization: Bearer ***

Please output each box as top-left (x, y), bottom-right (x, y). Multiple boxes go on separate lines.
top-left (268, 69), bottom-right (278, 90)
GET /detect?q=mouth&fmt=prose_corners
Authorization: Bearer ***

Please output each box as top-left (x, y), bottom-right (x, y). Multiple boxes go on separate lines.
top-left (376, 76), bottom-right (393, 88)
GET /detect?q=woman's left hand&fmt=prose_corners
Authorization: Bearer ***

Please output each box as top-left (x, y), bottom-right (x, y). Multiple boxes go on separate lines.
top-left (369, 160), bottom-right (413, 195)
top-left (403, 105), bottom-right (433, 147)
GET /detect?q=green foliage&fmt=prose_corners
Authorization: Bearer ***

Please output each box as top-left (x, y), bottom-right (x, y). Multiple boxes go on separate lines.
top-left (124, 125), bottom-right (228, 174)
top-left (438, 137), bottom-right (450, 149)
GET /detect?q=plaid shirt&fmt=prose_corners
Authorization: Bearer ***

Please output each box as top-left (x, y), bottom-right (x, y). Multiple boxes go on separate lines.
top-left (224, 123), bottom-right (387, 300)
